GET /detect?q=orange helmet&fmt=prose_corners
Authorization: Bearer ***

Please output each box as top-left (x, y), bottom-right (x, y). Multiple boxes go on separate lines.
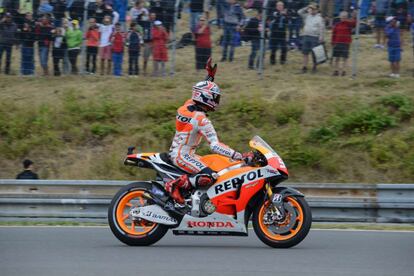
top-left (192, 81), bottom-right (221, 111)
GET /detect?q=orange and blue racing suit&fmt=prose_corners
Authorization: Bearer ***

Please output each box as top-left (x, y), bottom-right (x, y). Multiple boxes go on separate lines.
top-left (169, 99), bottom-right (242, 179)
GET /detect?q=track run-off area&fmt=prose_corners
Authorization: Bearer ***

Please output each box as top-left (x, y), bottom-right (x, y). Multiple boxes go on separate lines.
top-left (1, 226), bottom-right (413, 276)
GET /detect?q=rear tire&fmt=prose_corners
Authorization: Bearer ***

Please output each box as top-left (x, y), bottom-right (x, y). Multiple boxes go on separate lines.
top-left (108, 182), bottom-right (169, 246)
top-left (252, 196), bottom-right (312, 248)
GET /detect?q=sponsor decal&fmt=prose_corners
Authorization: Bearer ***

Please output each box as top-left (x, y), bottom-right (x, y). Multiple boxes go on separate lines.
top-left (214, 169), bottom-right (264, 195)
top-left (177, 114), bottom-right (192, 123)
top-left (141, 210), bottom-right (177, 224)
top-left (212, 144), bottom-right (232, 157)
top-left (245, 181), bottom-right (260, 189)
top-left (183, 154), bottom-right (205, 170)
top-left (266, 168), bottom-right (281, 175)
top-left (187, 221), bottom-right (234, 228)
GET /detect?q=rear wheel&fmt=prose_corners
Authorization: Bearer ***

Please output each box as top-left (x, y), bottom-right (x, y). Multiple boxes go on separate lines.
top-left (108, 182), bottom-right (169, 246)
top-left (252, 196), bottom-right (312, 248)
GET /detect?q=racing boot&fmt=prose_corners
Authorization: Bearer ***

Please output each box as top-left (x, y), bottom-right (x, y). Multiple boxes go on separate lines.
top-left (165, 175), bottom-right (192, 204)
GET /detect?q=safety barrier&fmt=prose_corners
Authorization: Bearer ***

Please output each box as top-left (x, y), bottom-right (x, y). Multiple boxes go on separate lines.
top-left (0, 180), bottom-right (413, 223)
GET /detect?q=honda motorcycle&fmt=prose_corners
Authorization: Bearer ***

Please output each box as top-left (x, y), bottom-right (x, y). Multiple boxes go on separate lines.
top-left (108, 136), bottom-right (312, 248)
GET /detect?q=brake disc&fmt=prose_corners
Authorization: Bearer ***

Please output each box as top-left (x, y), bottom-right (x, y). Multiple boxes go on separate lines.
top-left (264, 202), bottom-right (297, 234)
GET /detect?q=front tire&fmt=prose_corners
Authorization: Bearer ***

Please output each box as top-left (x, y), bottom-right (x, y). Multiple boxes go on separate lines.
top-left (252, 196), bottom-right (312, 248)
top-left (108, 182), bottom-right (169, 246)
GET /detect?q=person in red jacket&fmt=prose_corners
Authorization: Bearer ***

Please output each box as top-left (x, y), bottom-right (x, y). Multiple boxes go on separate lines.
top-left (194, 16), bottom-right (212, 70)
top-left (110, 22), bottom-right (126, 76)
top-left (151, 20), bottom-right (169, 77)
top-left (331, 11), bottom-right (356, 76)
top-left (85, 18), bottom-right (100, 74)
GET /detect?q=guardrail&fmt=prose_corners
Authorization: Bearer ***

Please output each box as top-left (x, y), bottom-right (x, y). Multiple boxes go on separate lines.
top-left (0, 180), bottom-right (413, 223)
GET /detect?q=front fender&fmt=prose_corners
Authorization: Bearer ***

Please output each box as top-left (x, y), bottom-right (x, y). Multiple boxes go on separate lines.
top-left (273, 186), bottom-right (305, 198)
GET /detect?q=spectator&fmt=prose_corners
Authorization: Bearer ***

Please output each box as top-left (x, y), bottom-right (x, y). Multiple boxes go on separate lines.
top-left (298, 3), bottom-right (325, 73)
top-left (269, 1), bottom-right (288, 65)
top-left (245, 0), bottom-right (264, 10)
top-left (395, 6), bottom-right (408, 35)
top-left (86, 17), bottom-right (100, 74)
top-left (221, 0), bottom-right (244, 62)
top-left (36, 15), bottom-right (54, 76)
top-left (138, 11), bottom-right (155, 75)
top-left (16, 0), bottom-right (33, 29)
top-left (68, 0), bottom-right (84, 23)
top-left (244, 9), bottom-right (261, 70)
top-left (62, 18), bottom-right (71, 74)
top-left (99, 14), bottom-right (119, 75)
top-left (23, 10), bottom-right (35, 28)
top-left (194, 15), bottom-right (212, 70)
top-left (216, 0), bottom-right (226, 27)
top-left (110, 22), bottom-right (125, 76)
top-left (52, 27), bottom-right (67, 76)
top-left (286, 0), bottom-right (304, 48)
top-left (66, 19), bottom-right (82, 74)
top-left (16, 159), bottom-right (39, 180)
top-left (319, 0), bottom-right (334, 27)
top-left (331, 11), bottom-right (356, 76)
top-left (190, 0), bottom-right (204, 33)
top-left (38, 0), bottom-right (54, 17)
top-left (162, 0), bottom-right (175, 33)
top-left (373, 0), bottom-right (389, 49)
top-left (126, 22), bottom-right (142, 76)
top-left (409, 0), bottom-right (414, 27)
top-left (51, 0), bottom-right (67, 27)
top-left (149, 0), bottom-right (163, 24)
top-left (94, 0), bottom-right (117, 24)
top-left (0, 12), bottom-right (17, 74)
top-left (151, 20), bottom-right (168, 76)
top-left (19, 20), bottom-right (36, 75)
top-left (385, 16), bottom-right (402, 78)
top-left (130, 0), bottom-right (149, 23)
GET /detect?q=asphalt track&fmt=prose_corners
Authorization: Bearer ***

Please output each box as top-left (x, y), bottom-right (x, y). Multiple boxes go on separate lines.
top-left (1, 227), bottom-right (413, 276)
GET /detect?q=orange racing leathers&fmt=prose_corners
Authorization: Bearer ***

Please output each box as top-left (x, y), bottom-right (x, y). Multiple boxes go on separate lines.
top-left (169, 99), bottom-right (242, 176)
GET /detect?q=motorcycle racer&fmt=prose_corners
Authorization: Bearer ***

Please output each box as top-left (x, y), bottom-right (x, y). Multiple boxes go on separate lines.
top-left (166, 58), bottom-right (252, 204)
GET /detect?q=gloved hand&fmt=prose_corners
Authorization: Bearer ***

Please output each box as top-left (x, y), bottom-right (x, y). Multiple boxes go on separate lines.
top-left (242, 152), bottom-right (255, 164)
top-left (205, 57), bottom-right (217, 81)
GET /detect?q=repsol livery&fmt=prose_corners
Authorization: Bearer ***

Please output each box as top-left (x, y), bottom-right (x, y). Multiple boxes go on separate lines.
top-left (109, 135), bottom-right (312, 249)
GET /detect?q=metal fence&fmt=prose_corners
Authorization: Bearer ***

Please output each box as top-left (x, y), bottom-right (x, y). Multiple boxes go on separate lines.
top-left (1, 180), bottom-right (413, 223)
top-left (2, 0), bottom-right (413, 78)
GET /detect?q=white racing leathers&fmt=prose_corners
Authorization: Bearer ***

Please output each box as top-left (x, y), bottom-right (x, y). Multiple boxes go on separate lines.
top-left (169, 100), bottom-right (242, 174)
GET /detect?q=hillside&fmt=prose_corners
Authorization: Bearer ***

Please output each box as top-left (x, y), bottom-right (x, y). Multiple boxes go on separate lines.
top-left (1, 21), bottom-right (414, 182)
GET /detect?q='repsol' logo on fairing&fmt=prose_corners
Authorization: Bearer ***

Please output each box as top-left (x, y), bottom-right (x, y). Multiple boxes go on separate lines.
top-left (187, 221), bottom-right (234, 228)
top-left (213, 169), bottom-right (265, 195)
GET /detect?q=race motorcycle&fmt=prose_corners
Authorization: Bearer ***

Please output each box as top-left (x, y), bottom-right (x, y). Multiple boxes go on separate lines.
top-left (108, 136), bottom-right (312, 248)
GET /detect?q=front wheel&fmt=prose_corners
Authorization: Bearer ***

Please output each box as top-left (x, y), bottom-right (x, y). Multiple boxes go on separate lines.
top-left (108, 182), bottom-right (169, 246)
top-left (252, 196), bottom-right (312, 248)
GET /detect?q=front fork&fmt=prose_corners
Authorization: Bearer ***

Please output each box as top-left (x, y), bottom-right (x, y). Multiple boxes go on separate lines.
top-left (265, 183), bottom-right (286, 221)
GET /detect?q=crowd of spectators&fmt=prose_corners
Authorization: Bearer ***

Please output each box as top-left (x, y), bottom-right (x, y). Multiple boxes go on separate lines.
top-left (0, 0), bottom-right (413, 78)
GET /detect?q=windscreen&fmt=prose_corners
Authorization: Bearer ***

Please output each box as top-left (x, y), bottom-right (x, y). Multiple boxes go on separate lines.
top-left (250, 136), bottom-right (278, 155)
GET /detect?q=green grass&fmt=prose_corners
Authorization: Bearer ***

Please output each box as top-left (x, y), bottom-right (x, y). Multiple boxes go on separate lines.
top-left (0, 14), bottom-right (414, 182)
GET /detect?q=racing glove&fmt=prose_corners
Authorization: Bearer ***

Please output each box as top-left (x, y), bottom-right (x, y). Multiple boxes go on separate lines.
top-left (242, 152), bottom-right (255, 164)
top-left (205, 57), bottom-right (217, 81)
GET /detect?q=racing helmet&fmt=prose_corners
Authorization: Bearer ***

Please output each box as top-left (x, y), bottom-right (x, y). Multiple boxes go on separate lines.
top-left (192, 81), bottom-right (221, 111)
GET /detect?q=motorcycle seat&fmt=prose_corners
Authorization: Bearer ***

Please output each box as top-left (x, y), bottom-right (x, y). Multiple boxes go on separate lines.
top-left (159, 152), bottom-right (191, 175)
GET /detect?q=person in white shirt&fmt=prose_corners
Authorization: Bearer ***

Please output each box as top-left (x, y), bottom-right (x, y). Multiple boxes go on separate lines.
top-left (98, 11), bottom-right (119, 75)
top-left (129, 0), bottom-right (149, 23)
top-left (298, 3), bottom-right (325, 73)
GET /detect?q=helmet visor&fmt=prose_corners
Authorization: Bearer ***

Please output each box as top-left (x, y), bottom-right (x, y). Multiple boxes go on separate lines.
top-left (213, 93), bottom-right (220, 106)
